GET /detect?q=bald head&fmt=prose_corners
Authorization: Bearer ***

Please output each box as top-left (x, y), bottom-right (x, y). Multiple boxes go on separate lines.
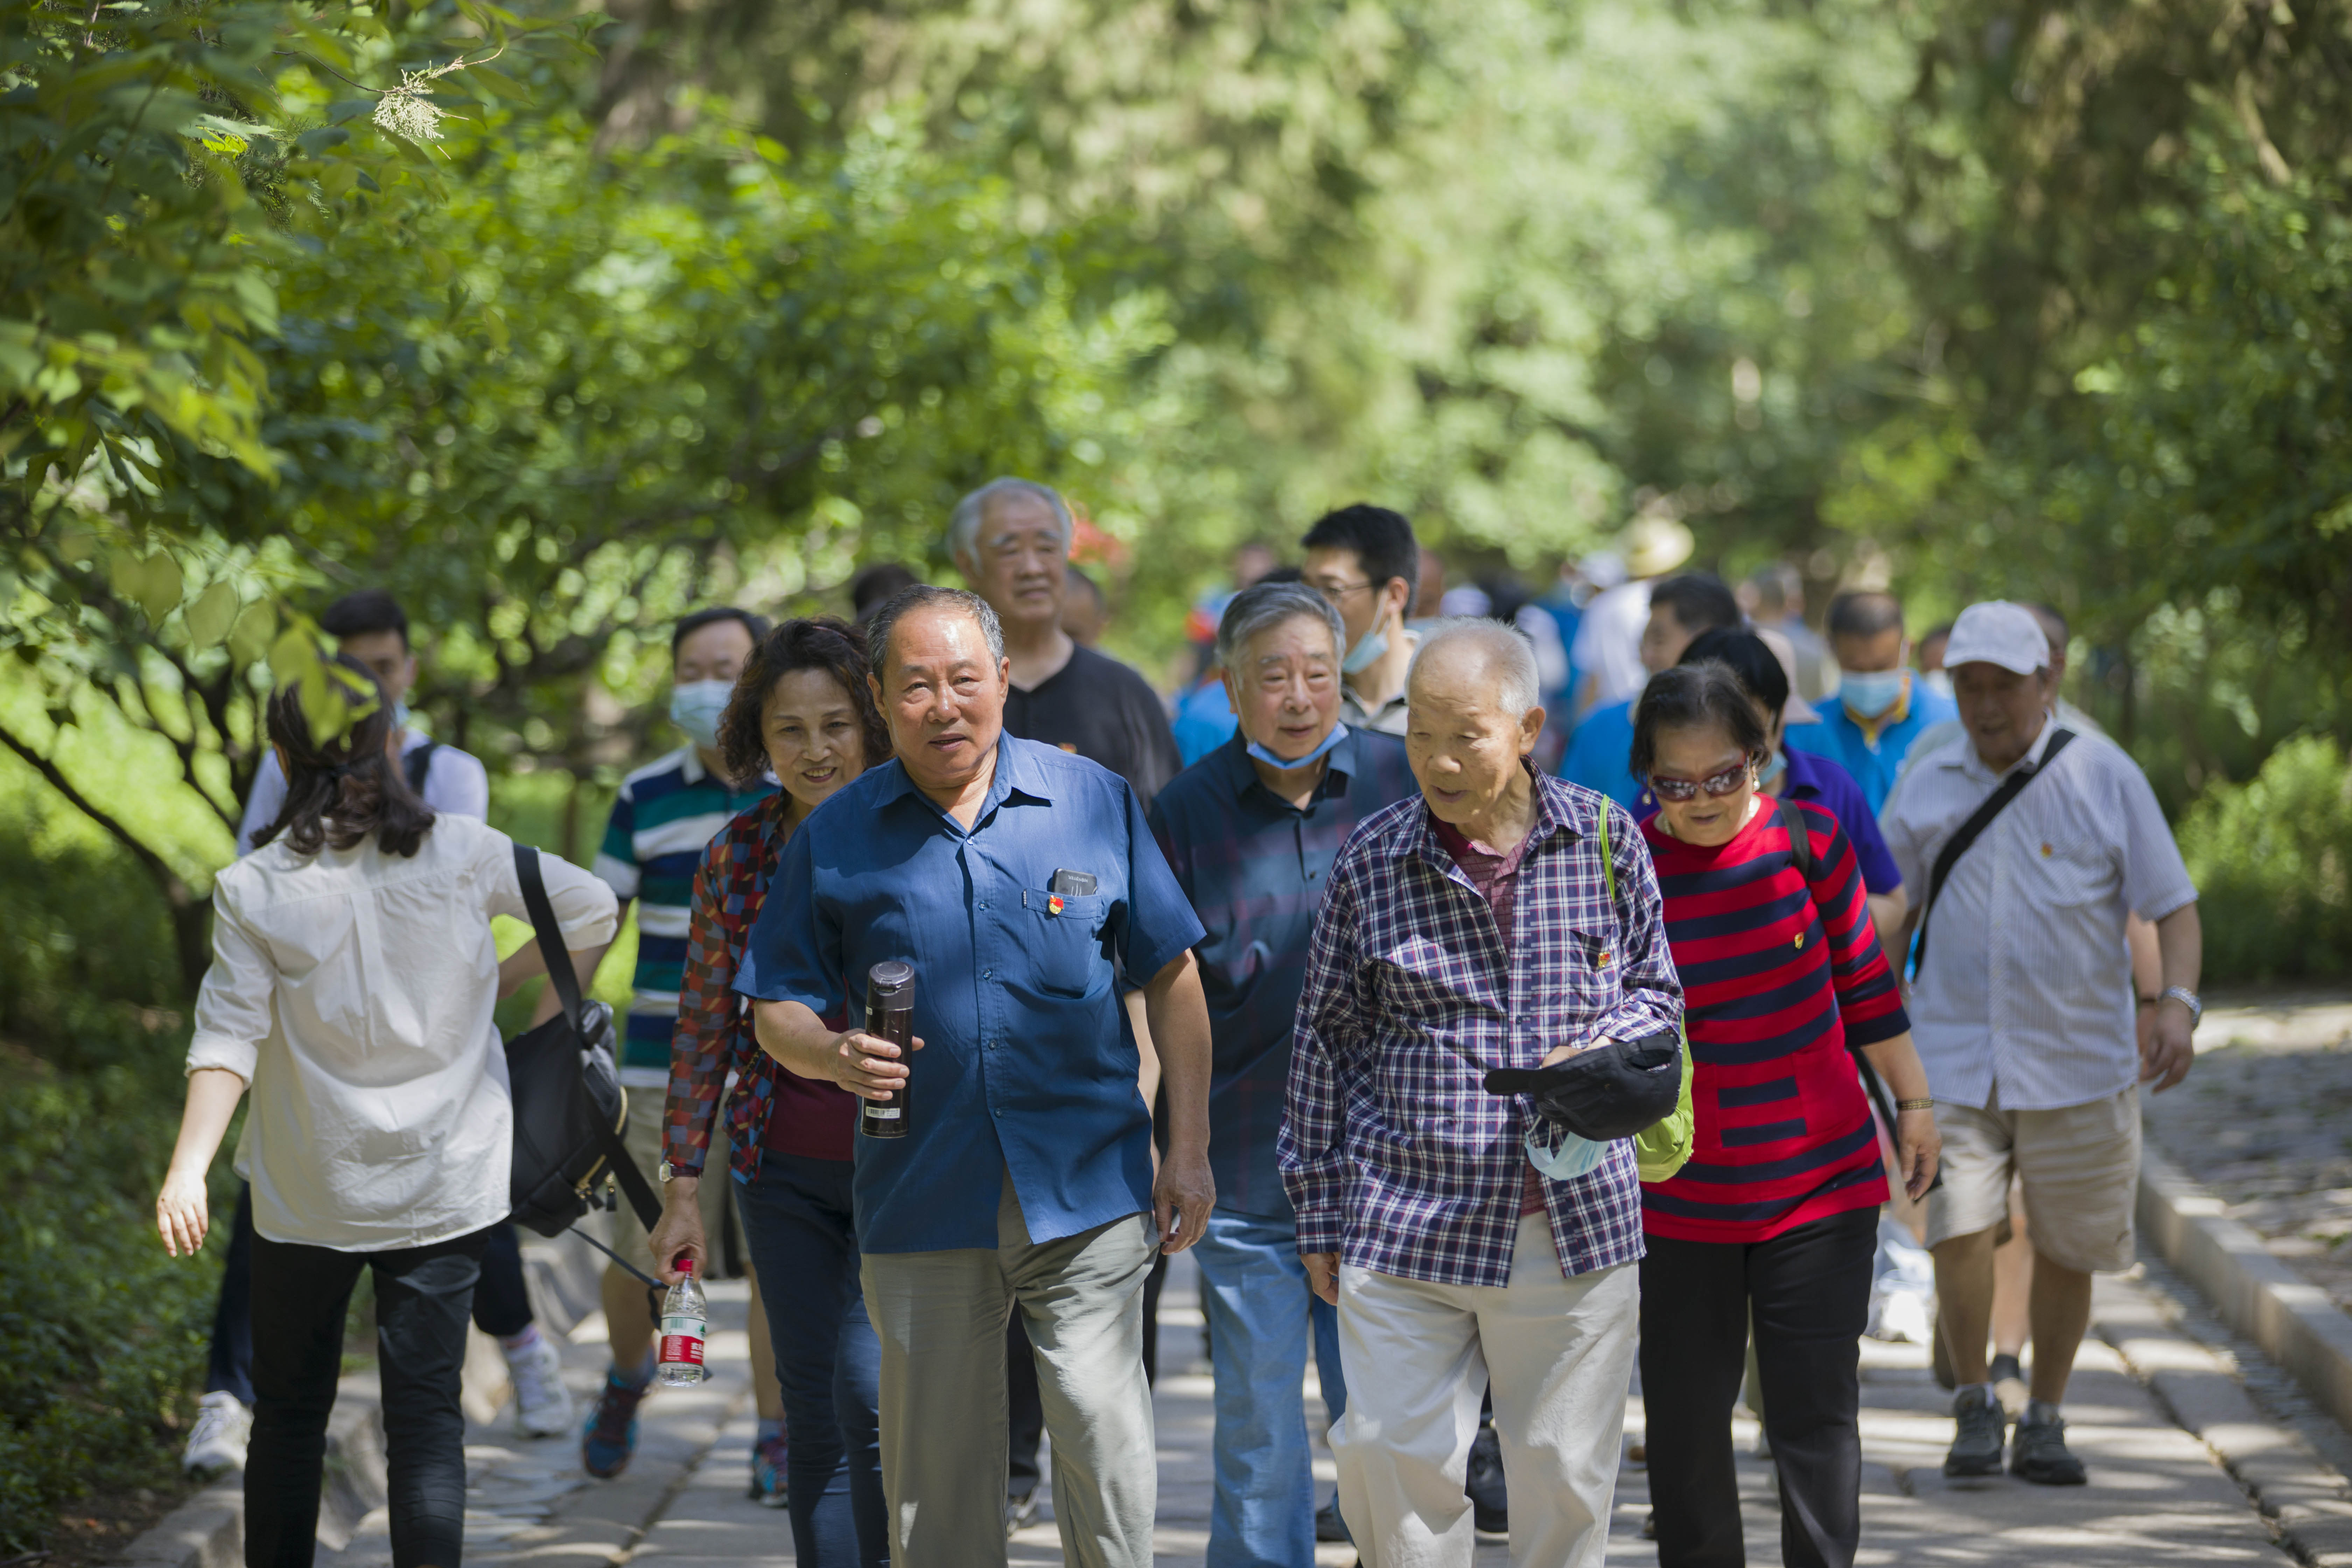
top-left (1408, 617), bottom-right (1542, 721)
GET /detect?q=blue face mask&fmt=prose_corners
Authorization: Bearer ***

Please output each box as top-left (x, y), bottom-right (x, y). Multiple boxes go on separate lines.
top-left (1840, 668), bottom-right (1909, 721)
top-left (390, 700), bottom-right (412, 732)
top-left (1245, 722), bottom-right (1349, 773)
top-left (1340, 626), bottom-right (1388, 675)
top-left (1524, 1124), bottom-right (1610, 1181)
top-left (669, 679), bottom-right (733, 750)
top-left (1759, 748), bottom-right (1786, 792)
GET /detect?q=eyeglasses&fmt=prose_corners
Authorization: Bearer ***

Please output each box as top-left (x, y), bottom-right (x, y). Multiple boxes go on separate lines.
top-left (1645, 761), bottom-right (1754, 803)
top-left (1309, 578), bottom-right (1377, 601)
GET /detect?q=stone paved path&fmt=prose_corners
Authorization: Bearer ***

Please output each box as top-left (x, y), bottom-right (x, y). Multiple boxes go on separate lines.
top-left (308, 1234), bottom-right (2330, 1568)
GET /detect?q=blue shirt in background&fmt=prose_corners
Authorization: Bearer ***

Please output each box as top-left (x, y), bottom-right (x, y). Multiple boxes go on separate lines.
top-left (1146, 728), bottom-right (1419, 1217)
top-left (1785, 673), bottom-right (1959, 814)
top-left (1170, 674), bottom-right (1240, 766)
top-left (1556, 697), bottom-right (1640, 808)
top-left (737, 735), bottom-right (1205, 1254)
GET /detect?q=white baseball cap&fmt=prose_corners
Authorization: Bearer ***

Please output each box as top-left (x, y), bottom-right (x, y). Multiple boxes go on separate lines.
top-left (1944, 601), bottom-right (2049, 676)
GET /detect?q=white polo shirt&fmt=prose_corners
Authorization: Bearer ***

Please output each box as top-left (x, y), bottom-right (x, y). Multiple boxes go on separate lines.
top-left (1879, 718), bottom-right (2196, 1112)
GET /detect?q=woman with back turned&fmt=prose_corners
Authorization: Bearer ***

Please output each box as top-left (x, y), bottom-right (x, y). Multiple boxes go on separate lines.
top-left (154, 656), bottom-right (617, 1568)
top-left (1631, 662), bottom-right (1940, 1568)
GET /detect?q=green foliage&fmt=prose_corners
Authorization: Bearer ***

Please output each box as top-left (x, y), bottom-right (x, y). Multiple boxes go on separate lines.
top-left (2178, 736), bottom-right (2352, 985)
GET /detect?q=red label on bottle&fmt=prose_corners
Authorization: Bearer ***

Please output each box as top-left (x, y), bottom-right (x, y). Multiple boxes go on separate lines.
top-left (659, 1332), bottom-right (705, 1366)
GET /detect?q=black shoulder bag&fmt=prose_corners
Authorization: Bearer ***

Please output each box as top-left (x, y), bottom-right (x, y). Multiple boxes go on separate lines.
top-left (401, 740), bottom-right (438, 797)
top-left (1910, 729), bottom-right (2075, 973)
top-left (505, 846), bottom-right (664, 1269)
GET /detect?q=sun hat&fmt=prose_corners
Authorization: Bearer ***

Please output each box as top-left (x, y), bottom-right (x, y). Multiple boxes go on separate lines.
top-left (1621, 515), bottom-right (1695, 579)
top-left (1943, 600), bottom-right (2050, 676)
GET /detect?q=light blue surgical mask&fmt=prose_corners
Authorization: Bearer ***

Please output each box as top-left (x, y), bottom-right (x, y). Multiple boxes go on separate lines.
top-left (1524, 1124), bottom-right (1610, 1181)
top-left (1340, 626), bottom-right (1389, 675)
top-left (390, 699), bottom-right (412, 732)
top-left (669, 679), bottom-right (733, 750)
top-left (1839, 668), bottom-right (1909, 721)
top-left (1246, 723), bottom-right (1349, 773)
top-left (1759, 748), bottom-right (1786, 792)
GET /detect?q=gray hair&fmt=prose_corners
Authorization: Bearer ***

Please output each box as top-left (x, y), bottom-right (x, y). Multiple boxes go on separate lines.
top-left (1408, 616), bottom-right (1542, 716)
top-left (865, 585), bottom-right (1005, 676)
top-left (1215, 581), bottom-right (1345, 670)
top-left (947, 477), bottom-right (1074, 566)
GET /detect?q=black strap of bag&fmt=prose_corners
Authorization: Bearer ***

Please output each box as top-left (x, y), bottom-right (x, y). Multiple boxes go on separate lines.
top-left (401, 739), bottom-right (438, 797)
top-left (1912, 729), bottom-right (2075, 973)
top-left (513, 846), bottom-right (662, 1234)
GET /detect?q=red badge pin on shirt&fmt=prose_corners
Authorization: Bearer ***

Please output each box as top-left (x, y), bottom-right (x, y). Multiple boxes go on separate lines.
top-left (2040, 842), bottom-right (2053, 857)
top-left (1048, 894), bottom-right (1065, 916)
top-left (1794, 932), bottom-right (1806, 950)
top-left (1595, 949), bottom-right (1610, 969)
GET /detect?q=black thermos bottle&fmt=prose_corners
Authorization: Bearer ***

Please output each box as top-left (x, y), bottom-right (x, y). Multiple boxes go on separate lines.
top-left (860, 960), bottom-right (916, 1140)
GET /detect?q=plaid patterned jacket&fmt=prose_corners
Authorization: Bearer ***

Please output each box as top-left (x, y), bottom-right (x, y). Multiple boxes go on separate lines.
top-left (1280, 771), bottom-right (1683, 1287)
top-left (661, 794), bottom-right (850, 1181)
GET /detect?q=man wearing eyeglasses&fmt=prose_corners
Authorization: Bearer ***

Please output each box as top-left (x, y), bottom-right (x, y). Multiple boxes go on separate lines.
top-left (1300, 504), bottom-right (1422, 737)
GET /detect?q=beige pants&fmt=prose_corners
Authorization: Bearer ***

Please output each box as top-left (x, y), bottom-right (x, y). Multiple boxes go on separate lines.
top-left (1334, 1213), bottom-right (1639, 1568)
top-left (860, 1175), bottom-right (1158, 1568)
top-left (1925, 1085), bottom-right (2141, 1273)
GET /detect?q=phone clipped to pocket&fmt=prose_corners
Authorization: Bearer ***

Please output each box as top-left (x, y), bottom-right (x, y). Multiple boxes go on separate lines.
top-left (1049, 869), bottom-right (1098, 897)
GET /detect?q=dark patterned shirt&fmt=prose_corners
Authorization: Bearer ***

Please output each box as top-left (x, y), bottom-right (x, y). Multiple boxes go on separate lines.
top-left (1281, 773), bottom-right (1683, 1287)
top-left (1147, 728), bottom-right (1418, 1217)
top-left (663, 794), bottom-right (858, 1182)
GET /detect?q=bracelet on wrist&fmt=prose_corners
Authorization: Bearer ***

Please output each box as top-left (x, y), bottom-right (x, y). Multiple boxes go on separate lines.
top-left (1895, 1097), bottom-right (1935, 1112)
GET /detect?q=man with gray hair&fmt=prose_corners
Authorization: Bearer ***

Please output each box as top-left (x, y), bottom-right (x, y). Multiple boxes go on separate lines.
top-left (1147, 580), bottom-right (1418, 1563)
top-left (951, 476), bottom-right (1181, 802)
top-left (1283, 617), bottom-right (1680, 1567)
top-left (741, 584), bottom-right (1216, 1567)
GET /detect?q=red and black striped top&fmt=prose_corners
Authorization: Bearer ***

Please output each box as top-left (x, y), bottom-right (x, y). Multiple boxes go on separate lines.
top-left (1638, 796), bottom-right (1908, 1244)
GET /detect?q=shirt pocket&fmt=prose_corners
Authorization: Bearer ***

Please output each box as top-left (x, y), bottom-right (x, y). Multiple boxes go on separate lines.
top-left (1020, 889), bottom-right (1110, 998)
top-left (1532, 926), bottom-right (1621, 1047)
top-left (2016, 813), bottom-right (2113, 911)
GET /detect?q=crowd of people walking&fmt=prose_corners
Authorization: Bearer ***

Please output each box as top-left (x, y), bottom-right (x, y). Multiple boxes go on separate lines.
top-left (156, 481), bottom-right (2205, 1568)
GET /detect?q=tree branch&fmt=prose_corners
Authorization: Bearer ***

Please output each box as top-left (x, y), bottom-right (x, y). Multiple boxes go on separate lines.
top-left (0, 718), bottom-right (196, 911)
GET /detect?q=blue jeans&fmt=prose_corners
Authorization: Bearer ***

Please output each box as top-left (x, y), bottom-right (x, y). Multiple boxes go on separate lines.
top-left (1194, 1209), bottom-right (1349, 1567)
top-left (735, 1153), bottom-right (886, 1568)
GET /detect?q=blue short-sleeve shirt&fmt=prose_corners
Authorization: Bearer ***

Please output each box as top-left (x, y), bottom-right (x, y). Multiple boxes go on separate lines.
top-left (736, 734), bottom-right (1206, 1254)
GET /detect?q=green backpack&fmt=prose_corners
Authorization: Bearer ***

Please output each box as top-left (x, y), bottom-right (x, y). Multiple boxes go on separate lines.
top-left (1597, 809), bottom-right (1695, 1184)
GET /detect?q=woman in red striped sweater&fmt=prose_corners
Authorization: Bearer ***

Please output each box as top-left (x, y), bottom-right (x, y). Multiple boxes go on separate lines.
top-left (1630, 663), bottom-right (1940, 1568)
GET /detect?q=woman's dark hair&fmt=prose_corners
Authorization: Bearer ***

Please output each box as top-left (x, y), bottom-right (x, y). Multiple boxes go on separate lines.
top-left (1630, 663), bottom-right (1770, 783)
top-left (717, 616), bottom-right (891, 788)
top-left (1678, 626), bottom-right (1790, 716)
top-left (254, 653), bottom-right (435, 858)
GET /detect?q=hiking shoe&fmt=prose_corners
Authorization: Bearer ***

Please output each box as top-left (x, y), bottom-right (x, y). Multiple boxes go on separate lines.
top-left (1006, 1482), bottom-right (1041, 1536)
top-left (1989, 1353), bottom-right (2029, 1419)
top-left (1465, 1423), bottom-right (1508, 1535)
top-left (2010, 1412), bottom-right (2087, 1486)
top-left (182, 1391), bottom-right (251, 1479)
top-left (507, 1332), bottom-right (575, 1438)
top-left (1315, 1494), bottom-right (1352, 1543)
top-left (749, 1432), bottom-right (789, 1507)
top-left (1942, 1386), bottom-right (2007, 1478)
top-left (581, 1371), bottom-right (649, 1479)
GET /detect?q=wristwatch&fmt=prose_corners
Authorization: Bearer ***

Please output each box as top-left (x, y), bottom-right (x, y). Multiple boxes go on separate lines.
top-left (658, 1160), bottom-right (679, 1184)
top-left (2158, 986), bottom-right (2203, 1028)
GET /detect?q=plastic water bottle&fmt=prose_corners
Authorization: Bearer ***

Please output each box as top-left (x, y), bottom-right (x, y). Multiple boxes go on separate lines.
top-left (656, 1259), bottom-right (706, 1386)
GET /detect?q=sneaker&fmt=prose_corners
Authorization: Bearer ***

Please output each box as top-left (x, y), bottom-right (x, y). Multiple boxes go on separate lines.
top-left (1005, 1482), bottom-right (1040, 1536)
top-left (581, 1370), bottom-right (650, 1479)
top-left (1942, 1386), bottom-right (2007, 1478)
top-left (182, 1391), bottom-right (251, 1479)
top-left (1315, 1494), bottom-right (1352, 1543)
top-left (749, 1432), bottom-right (789, 1507)
top-left (2010, 1411), bottom-right (2087, 1485)
top-left (1465, 1423), bottom-right (1507, 1535)
top-left (507, 1333), bottom-right (575, 1438)
top-left (1989, 1353), bottom-right (2029, 1419)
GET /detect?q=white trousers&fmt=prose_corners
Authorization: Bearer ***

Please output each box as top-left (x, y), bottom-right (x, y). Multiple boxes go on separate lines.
top-left (1334, 1212), bottom-right (1638, 1568)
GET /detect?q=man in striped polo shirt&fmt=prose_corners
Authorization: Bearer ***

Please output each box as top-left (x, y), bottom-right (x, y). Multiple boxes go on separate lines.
top-left (578, 607), bottom-right (782, 1482)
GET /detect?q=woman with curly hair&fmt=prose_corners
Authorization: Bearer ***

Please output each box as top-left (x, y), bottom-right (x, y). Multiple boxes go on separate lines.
top-left (644, 616), bottom-right (891, 1565)
top-left (156, 655), bottom-right (617, 1568)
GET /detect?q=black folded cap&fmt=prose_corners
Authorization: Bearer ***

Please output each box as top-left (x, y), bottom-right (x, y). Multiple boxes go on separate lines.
top-left (1482, 1026), bottom-right (1681, 1142)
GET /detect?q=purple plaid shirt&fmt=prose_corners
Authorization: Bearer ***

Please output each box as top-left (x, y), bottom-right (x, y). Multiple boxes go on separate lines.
top-left (1280, 770), bottom-right (1682, 1287)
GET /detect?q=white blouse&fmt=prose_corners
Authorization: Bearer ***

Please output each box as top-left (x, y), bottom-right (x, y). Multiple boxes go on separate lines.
top-left (188, 814), bottom-right (619, 1251)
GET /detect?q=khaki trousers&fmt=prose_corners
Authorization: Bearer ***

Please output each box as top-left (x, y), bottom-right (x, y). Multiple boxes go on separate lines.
top-left (1335, 1212), bottom-right (1638, 1568)
top-left (860, 1175), bottom-right (1158, 1568)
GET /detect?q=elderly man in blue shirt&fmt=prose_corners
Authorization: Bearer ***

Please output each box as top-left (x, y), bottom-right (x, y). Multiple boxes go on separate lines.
top-left (740, 586), bottom-right (1213, 1568)
top-left (1149, 580), bottom-right (1418, 1565)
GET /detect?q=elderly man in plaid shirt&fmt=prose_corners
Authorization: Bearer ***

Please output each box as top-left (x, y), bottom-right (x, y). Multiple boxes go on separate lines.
top-left (1282, 618), bottom-right (1682, 1568)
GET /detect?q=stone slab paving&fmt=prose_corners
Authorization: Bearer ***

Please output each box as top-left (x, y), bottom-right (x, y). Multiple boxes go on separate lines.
top-left (2142, 988), bottom-right (2352, 1315)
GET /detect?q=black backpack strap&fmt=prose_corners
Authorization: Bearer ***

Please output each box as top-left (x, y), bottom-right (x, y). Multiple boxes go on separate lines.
top-left (1913, 729), bottom-right (2076, 972)
top-left (513, 844), bottom-right (584, 1035)
top-left (597, 1118), bottom-right (664, 1232)
top-left (1774, 794), bottom-right (1815, 884)
top-left (402, 739), bottom-right (437, 796)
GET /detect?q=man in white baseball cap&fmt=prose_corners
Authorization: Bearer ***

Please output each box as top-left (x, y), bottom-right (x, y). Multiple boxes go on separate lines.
top-left (1879, 600), bottom-right (2203, 1488)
